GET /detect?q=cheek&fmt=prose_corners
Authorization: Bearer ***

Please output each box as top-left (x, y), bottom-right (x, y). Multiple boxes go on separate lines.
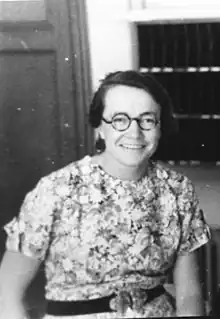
top-left (103, 128), bottom-right (121, 145)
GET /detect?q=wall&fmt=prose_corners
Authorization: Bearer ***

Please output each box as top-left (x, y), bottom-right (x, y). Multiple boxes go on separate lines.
top-left (85, 0), bottom-right (138, 90)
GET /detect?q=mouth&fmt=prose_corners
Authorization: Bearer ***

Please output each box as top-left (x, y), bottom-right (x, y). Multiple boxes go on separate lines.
top-left (120, 144), bottom-right (146, 150)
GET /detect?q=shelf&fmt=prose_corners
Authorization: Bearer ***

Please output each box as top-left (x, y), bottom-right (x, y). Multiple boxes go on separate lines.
top-left (140, 67), bottom-right (220, 73)
top-left (173, 114), bottom-right (220, 119)
top-left (166, 160), bottom-right (220, 166)
top-left (127, 8), bottom-right (220, 24)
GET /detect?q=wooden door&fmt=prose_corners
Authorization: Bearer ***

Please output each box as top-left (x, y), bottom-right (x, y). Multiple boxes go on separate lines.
top-left (0, 0), bottom-right (93, 257)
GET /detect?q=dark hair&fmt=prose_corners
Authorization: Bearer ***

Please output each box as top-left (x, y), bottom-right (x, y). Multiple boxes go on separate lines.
top-left (89, 70), bottom-right (178, 152)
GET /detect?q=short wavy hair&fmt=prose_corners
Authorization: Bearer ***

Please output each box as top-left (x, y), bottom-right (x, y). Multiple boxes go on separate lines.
top-left (88, 70), bottom-right (178, 144)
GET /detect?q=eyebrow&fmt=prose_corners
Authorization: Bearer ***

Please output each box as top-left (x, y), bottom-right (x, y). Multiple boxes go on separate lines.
top-left (111, 111), bottom-right (157, 117)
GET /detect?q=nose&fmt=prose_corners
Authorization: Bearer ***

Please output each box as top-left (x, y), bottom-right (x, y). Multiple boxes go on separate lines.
top-left (127, 119), bottom-right (142, 137)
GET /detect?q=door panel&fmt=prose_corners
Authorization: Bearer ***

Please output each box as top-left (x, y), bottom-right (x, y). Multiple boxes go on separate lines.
top-left (0, 0), bottom-right (93, 258)
top-left (0, 52), bottom-right (60, 203)
top-left (0, 0), bottom-right (46, 21)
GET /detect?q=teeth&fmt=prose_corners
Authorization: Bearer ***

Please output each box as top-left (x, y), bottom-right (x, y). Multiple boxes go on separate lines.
top-left (121, 144), bottom-right (144, 149)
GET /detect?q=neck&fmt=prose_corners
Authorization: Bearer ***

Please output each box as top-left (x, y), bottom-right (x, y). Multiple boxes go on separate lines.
top-left (94, 151), bottom-right (149, 181)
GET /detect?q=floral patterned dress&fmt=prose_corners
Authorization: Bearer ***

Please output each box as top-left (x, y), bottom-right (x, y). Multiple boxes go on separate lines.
top-left (3, 155), bottom-right (210, 318)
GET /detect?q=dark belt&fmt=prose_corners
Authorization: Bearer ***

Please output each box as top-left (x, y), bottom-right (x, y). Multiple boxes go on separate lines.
top-left (46, 285), bottom-right (165, 316)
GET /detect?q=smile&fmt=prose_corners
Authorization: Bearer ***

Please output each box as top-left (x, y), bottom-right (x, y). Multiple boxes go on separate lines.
top-left (120, 144), bottom-right (145, 150)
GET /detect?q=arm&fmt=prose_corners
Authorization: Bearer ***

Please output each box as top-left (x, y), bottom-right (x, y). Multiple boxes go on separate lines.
top-left (174, 250), bottom-right (205, 317)
top-left (0, 250), bottom-right (41, 319)
top-left (173, 175), bottom-right (211, 316)
top-left (0, 176), bottom-right (58, 319)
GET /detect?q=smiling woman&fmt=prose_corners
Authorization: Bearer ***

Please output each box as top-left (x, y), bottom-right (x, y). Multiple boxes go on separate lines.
top-left (0, 70), bottom-right (211, 318)
top-left (94, 85), bottom-right (160, 178)
top-left (89, 71), bottom-right (177, 180)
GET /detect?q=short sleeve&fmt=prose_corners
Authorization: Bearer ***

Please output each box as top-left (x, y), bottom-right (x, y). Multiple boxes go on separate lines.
top-left (3, 176), bottom-right (58, 261)
top-left (178, 177), bottom-right (211, 255)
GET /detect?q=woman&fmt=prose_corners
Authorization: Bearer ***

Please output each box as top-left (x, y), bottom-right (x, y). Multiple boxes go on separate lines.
top-left (0, 70), bottom-right (210, 318)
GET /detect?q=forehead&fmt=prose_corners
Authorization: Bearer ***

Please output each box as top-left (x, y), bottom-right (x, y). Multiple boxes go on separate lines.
top-left (103, 85), bottom-right (160, 117)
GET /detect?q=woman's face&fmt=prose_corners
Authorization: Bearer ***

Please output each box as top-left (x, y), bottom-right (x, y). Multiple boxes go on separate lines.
top-left (99, 85), bottom-right (161, 167)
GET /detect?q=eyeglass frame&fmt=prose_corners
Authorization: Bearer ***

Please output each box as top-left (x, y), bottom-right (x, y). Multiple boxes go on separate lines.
top-left (102, 112), bottom-right (160, 132)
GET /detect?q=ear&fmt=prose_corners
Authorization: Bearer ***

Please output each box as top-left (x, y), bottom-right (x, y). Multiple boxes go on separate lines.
top-left (94, 128), bottom-right (105, 141)
top-left (95, 129), bottom-right (106, 152)
top-left (99, 131), bottom-right (105, 140)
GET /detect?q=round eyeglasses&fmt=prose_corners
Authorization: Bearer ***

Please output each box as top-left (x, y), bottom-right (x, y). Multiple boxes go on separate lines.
top-left (102, 113), bottom-right (160, 132)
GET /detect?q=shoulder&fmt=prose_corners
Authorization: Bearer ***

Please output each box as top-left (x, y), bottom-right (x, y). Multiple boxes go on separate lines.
top-left (29, 155), bottom-right (92, 196)
top-left (154, 161), bottom-right (195, 196)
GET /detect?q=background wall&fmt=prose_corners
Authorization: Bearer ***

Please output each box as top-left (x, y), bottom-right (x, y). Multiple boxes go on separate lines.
top-left (85, 0), bottom-right (137, 90)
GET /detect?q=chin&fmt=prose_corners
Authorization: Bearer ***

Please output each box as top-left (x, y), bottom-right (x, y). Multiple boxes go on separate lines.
top-left (117, 152), bottom-right (153, 167)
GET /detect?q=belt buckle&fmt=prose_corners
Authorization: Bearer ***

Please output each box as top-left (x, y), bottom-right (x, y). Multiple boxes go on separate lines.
top-left (109, 289), bottom-right (148, 315)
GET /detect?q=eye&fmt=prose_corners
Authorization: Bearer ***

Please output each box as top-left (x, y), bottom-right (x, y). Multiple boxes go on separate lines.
top-left (113, 115), bottom-right (128, 124)
top-left (141, 116), bottom-right (156, 124)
